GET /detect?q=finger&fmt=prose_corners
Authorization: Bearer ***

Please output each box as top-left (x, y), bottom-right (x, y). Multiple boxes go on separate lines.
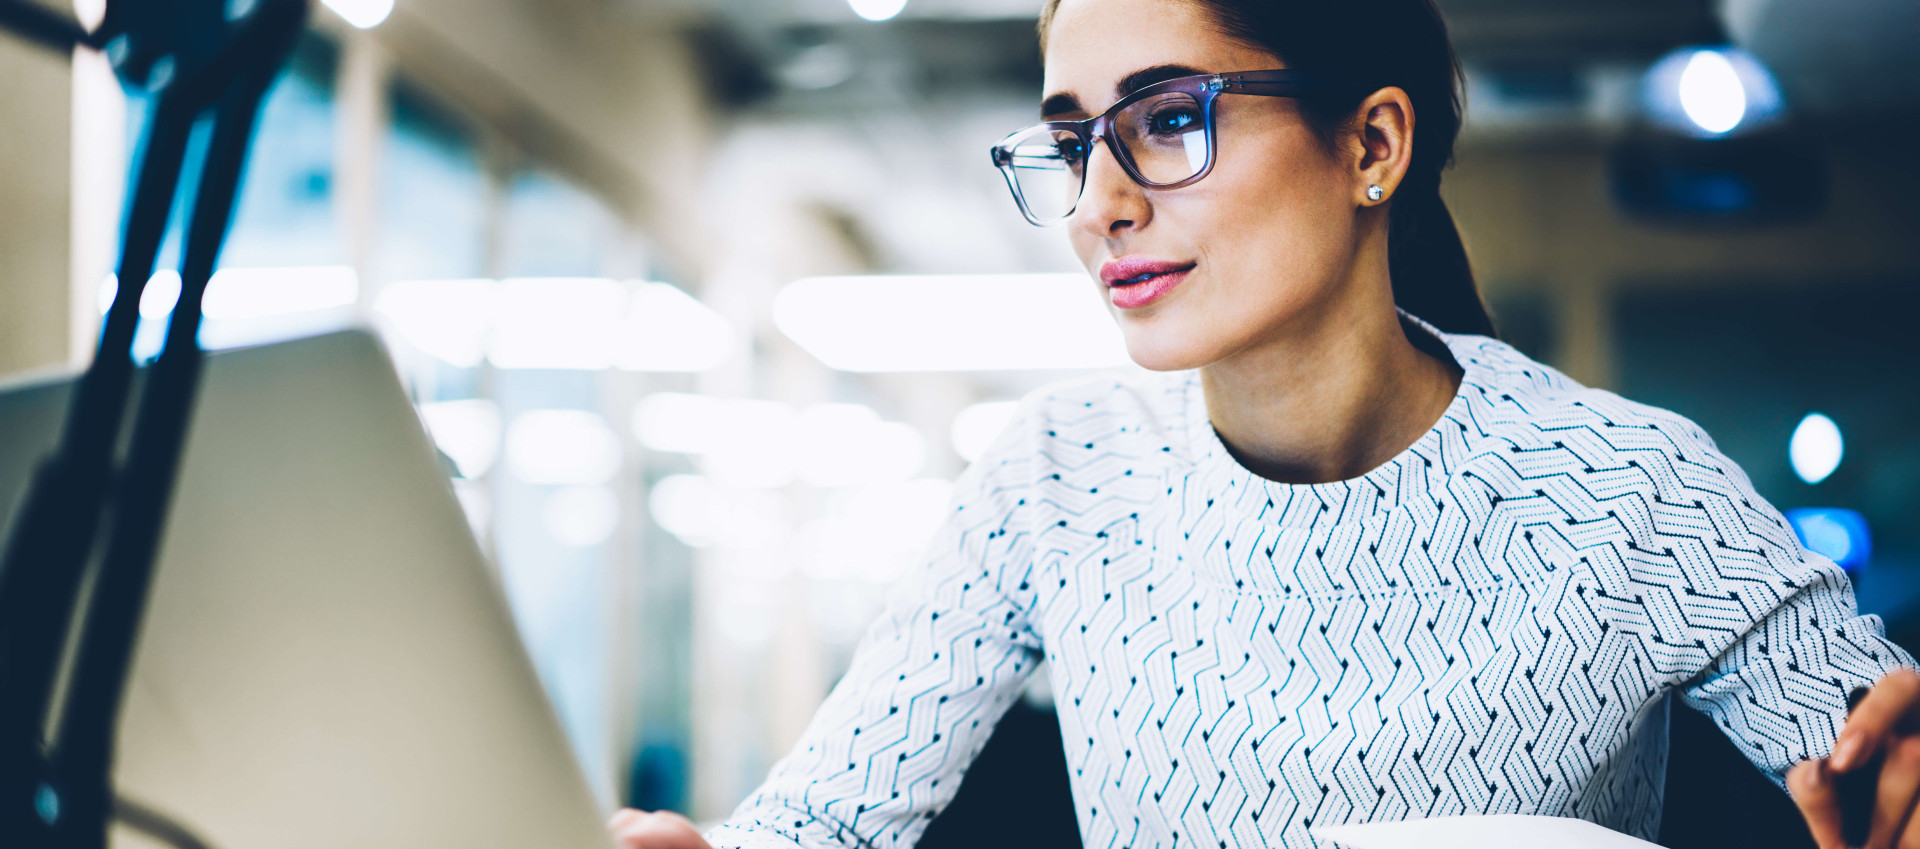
top-left (612, 811), bottom-right (709, 849)
top-left (1868, 737), bottom-right (1920, 849)
top-left (1838, 670), bottom-right (1920, 772)
top-left (608, 808), bottom-right (644, 830)
top-left (1903, 805), bottom-right (1920, 849)
top-left (1791, 758), bottom-right (1851, 849)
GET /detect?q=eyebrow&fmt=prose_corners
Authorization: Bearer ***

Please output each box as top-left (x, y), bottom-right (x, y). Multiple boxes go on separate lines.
top-left (1039, 63), bottom-right (1210, 119)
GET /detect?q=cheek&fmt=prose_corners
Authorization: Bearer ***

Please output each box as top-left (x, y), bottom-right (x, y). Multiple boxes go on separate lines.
top-left (1208, 130), bottom-right (1346, 242)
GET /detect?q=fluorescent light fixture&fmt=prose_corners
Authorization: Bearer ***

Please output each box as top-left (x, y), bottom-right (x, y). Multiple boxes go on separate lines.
top-left (618, 282), bottom-right (736, 372)
top-left (95, 272), bottom-right (181, 318)
top-left (797, 479), bottom-right (953, 581)
top-left (700, 399), bottom-right (801, 490)
top-left (632, 392), bottom-right (723, 454)
top-left (417, 399), bottom-right (502, 479)
top-left (202, 266), bottom-right (357, 319)
top-left (648, 474), bottom-right (722, 547)
top-left (544, 485), bottom-right (621, 547)
top-left (504, 409), bottom-right (622, 485)
top-left (1643, 47), bottom-right (1784, 138)
top-left (321, 0), bottom-right (392, 29)
top-left (140, 270), bottom-right (182, 318)
top-left (488, 278), bottom-right (626, 370)
top-left (848, 0), bottom-right (905, 22)
top-left (375, 279), bottom-right (492, 368)
top-left (1678, 50), bottom-right (1745, 135)
top-left (796, 403), bottom-right (926, 487)
top-left (634, 395), bottom-right (927, 488)
top-left (951, 400), bottom-right (1019, 463)
top-left (647, 474), bottom-right (792, 549)
top-left (774, 273), bottom-right (1130, 372)
top-left (1789, 412), bottom-right (1843, 485)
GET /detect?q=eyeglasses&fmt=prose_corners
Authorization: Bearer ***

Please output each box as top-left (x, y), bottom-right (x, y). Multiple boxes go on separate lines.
top-left (988, 70), bottom-right (1375, 226)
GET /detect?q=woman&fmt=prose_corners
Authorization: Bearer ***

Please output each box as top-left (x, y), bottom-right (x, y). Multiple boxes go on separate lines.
top-left (613, 0), bottom-right (1920, 847)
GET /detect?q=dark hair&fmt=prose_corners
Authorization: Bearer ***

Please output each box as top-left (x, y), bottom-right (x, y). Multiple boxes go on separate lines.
top-left (1039, 0), bottom-right (1497, 337)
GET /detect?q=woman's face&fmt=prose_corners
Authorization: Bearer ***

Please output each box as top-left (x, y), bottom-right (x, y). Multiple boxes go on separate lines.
top-left (1042, 0), bottom-right (1365, 371)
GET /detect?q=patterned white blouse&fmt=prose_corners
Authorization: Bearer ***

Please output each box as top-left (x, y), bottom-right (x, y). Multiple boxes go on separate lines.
top-left (708, 315), bottom-right (1911, 849)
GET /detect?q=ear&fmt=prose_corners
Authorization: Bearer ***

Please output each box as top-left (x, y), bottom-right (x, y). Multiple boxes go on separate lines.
top-left (1351, 86), bottom-right (1415, 207)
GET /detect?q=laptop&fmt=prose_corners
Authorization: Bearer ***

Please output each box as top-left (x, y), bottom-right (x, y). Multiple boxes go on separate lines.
top-left (0, 330), bottom-right (613, 849)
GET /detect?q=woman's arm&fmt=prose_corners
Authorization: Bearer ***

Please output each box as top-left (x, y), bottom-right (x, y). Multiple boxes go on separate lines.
top-left (686, 399), bottom-right (1051, 849)
top-left (1640, 423), bottom-right (1918, 847)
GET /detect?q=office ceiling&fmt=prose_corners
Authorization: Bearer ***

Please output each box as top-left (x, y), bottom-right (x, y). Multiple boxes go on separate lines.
top-left (635, 0), bottom-right (1917, 120)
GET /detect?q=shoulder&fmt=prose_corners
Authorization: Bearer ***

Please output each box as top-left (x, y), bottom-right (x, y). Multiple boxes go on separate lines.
top-left (1443, 331), bottom-right (1734, 482)
top-left (961, 369), bottom-right (1192, 494)
top-left (1440, 331), bottom-right (1806, 577)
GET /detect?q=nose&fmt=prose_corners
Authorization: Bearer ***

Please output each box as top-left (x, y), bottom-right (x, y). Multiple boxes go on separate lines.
top-left (1072, 135), bottom-right (1150, 238)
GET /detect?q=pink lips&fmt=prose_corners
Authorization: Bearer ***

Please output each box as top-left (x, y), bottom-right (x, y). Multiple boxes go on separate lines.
top-left (1099, 257), bottom-right (1196, 310)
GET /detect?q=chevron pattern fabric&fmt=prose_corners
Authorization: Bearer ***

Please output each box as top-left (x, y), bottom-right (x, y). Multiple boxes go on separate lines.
top-left (708, 318), bottom-right (1911, 849)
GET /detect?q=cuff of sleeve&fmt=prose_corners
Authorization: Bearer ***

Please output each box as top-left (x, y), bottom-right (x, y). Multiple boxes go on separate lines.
top-left (704, 824), bottom-right (810, 849)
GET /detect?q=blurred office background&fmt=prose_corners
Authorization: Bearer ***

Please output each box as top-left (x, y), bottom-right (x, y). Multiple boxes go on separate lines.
top-left (0, 0), bottom-right (1916, 845)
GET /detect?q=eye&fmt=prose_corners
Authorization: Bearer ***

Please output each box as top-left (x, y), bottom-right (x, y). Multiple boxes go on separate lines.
top-left (1148, 107), bottom-right (1199, 135)
top-left (1055, 137), bottom-right (1088, 163)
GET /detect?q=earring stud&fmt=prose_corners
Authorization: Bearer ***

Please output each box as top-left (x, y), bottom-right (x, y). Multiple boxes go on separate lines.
top-left (1367, 185), bottom-right (1385, 202)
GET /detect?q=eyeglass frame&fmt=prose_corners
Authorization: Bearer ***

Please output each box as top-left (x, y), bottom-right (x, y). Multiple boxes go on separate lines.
top-left (988, 69), bottom-right (1380, 226)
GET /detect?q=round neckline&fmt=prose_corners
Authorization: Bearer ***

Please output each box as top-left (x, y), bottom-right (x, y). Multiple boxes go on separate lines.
top-left (1181, 312), bottom-right (1483, 528)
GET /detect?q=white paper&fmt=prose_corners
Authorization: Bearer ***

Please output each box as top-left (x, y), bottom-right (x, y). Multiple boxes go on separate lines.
top-left (1311, 815), bottom-right (1665, 849)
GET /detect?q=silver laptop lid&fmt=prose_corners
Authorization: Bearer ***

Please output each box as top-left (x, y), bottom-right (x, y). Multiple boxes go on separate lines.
top-left (0, 330), bottom-right (612, 849)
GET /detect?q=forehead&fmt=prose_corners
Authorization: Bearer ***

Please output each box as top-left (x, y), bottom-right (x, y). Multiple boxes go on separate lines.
top-left (1040, 0), bottom-right (1280, 113)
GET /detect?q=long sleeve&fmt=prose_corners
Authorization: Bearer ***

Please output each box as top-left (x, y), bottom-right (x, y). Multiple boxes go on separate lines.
top-left (707, 401), bottom-right (1050, 849)
top-left (1627, 418), bottom-right (1918, 785)
top-left (1680, 537), bottom-right (1912, 786)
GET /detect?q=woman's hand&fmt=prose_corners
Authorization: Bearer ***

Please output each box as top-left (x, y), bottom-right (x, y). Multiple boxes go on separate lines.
top-left (607, 808), bottom-right (713, 849)
top-left (1789, 668), bottom-right (1920, 849)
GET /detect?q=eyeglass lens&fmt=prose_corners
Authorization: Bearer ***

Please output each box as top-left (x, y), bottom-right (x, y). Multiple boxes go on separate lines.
top-left (1002, 90), bottom-right (1212, 223)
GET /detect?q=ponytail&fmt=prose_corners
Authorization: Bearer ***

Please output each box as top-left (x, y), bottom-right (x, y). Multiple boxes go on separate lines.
top-left (1388, 189), bottom-right (1495, 337)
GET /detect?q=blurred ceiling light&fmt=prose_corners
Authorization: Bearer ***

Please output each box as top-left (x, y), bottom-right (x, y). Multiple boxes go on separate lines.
top-left (648, 474), bottom-right (792, 549)
top-left (635, 395), bottom-right (925, 487)
top-left (374, 278), bottom-right (492, 367)
top-left (489, 278), bottom-right (626, 370)
top-left (951, 400), bottom-right (1019, 463)
top-left (320, 0), bottom-right (392, 29)
top-left (848, 0), bottom-right (906, 22)
top-left (798, 479), bottom-right (953, 581)
top-left (73, 0), bottom-right (106, 29)
top-left (701, 399), bottom-right (801, 489)
top-left (632, 392), bottom-right (723, 454)
top-left (377, 278), bottom-right (735, 372)
top-left (1790, 412), bottom-right (1844, 485)
top-left (1785, 507), bottom-right (1872, 573)
top-left (504, 409), bottom-right (622, 485)
top-left (617, 282), bottom-right (736, 372)
top-left (649, 474), bottom-right (721, 547)
top-left (95, 272), bottom-right (177, 317)
top-left (1679, 51), bottom-right (1745, 135)
top-left (797, 404), bottom-right (927, 487)
top-left (1643, 47), bottom-right (1784, 138)
top-left (140, 270), bottom-right (182, 318)
top-left (202, 266), bottom-right (357, 319)
top-left (774, 273), bottom-right (1130, 372)
top-left (544, 485), bottom-right (621, 547)
top-left (418, 399), bottom-right (502, 479)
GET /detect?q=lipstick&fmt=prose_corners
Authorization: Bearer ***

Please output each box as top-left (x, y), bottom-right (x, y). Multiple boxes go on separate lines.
top-left (1100, 257), bottom-right (1195, 310)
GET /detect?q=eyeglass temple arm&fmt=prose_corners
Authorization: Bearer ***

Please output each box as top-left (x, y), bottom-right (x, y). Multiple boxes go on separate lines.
top-left (1208, 72), bottom-right (1378, 96)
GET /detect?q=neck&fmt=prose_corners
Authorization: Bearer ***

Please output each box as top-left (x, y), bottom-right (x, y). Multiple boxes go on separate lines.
top-left (1198, 257), bottom-right (1461, 485)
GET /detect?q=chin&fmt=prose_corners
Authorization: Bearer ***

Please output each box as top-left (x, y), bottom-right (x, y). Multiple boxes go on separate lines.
top-left (1117, 328), bottom-right (1218, 372)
